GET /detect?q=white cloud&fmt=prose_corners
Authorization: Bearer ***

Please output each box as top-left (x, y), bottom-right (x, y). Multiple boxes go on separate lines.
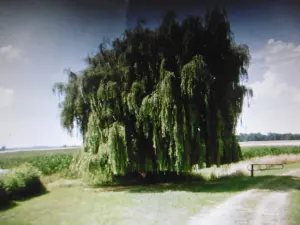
top-left (0, 45), bottom-right (23, 63)
top-left (0, 87), bottom-right (14, 108)
top-left (238, 39), bottom-right (300, 134)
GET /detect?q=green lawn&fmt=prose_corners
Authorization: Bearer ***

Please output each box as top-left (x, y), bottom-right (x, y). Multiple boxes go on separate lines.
top-left (288, 190), bottom-right (300, 225)
top-left (1, 163), bottom-right (300, 225)
top-left (0, 187), bottom-right (232, 225)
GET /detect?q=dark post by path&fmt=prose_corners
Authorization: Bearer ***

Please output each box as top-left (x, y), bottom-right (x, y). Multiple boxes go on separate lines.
top-left (247, 164), bottom-right (284, 177)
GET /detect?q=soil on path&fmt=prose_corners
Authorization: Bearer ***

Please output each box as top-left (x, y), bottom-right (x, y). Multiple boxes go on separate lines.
top-left (188, 169), bottom-right (300, 225)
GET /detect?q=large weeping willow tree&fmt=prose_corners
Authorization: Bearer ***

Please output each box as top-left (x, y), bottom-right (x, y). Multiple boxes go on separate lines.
top-left (53, 7), bottom-right (253, 179)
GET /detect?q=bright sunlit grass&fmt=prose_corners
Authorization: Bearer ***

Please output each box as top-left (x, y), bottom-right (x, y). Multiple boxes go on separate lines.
top-left (0, 186), bottom-right (232, 225)
top-left (288, 189), bottom-right (300, 225)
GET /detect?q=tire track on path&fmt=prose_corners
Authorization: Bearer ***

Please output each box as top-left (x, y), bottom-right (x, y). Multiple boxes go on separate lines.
top-left (188, 169), bottom-right (300, 225)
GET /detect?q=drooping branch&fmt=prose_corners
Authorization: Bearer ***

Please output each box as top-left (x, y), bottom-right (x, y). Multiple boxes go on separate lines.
top-left (54, 7), bottom-right (252, 178)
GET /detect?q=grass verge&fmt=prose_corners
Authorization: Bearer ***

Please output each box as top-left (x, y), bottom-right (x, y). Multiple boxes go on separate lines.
top-left (288, 190), bottom-right (300, 225)
top-left (0, 187), bottom-right (230, 225)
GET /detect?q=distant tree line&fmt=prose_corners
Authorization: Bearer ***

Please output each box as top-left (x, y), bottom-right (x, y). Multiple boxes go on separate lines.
top-left (237, 133), bottom-right (300, 142)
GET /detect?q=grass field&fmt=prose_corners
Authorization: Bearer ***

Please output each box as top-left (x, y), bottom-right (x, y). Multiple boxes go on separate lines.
top-left (288, 190), bottom-right (300, 225)
top-left (0, 146), bottom-right (300, 225)
top-left (0, 186), bottom-right (231, 225)
top-left (0, 163), bottom-right (299, 225)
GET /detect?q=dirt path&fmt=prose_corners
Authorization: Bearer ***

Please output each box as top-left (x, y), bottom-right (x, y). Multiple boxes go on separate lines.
top-left (250, 191), bottom-right (288, 225)
top-left (188, 169), bottom-right (300, 225)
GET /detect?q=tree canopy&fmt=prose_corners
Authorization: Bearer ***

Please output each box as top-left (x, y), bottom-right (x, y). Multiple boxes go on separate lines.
top-left (54, 7), bottom-right (253, 178)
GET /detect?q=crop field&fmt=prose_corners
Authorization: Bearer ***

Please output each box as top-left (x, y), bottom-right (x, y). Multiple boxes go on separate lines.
top-left (242, 146), bottom-right (300, 159)
top-left (0, 149), bottom-right (79, 174)
top-left (1, 146), bottom-right (300, 172)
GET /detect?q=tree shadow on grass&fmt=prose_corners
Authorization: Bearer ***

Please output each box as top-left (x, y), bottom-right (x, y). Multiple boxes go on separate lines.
top-left (0, 181), bottom-right (49, 211)
top-left (0, 201), bottom-right (18, 212)
top-left (111, 175), bottom-right (300, 193)
top-left (0, 191), bottom-right (49, 212)
top-left (13, 188), bottom-right (49, 202)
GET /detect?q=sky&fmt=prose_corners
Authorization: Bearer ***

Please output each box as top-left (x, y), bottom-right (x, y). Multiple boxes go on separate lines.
top-left (0, 0), bottom-right (300, 147)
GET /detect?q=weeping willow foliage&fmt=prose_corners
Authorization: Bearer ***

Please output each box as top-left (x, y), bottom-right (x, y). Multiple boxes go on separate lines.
top-left (54, 7), bottom-right (253, 180)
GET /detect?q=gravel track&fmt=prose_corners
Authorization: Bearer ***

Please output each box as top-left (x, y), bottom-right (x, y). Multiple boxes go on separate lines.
top-left (188, 169), bottom-right (300, 225)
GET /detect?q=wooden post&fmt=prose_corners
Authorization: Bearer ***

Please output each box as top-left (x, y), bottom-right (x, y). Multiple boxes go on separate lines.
top-left (251, 164), bottom-right (254, 177)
